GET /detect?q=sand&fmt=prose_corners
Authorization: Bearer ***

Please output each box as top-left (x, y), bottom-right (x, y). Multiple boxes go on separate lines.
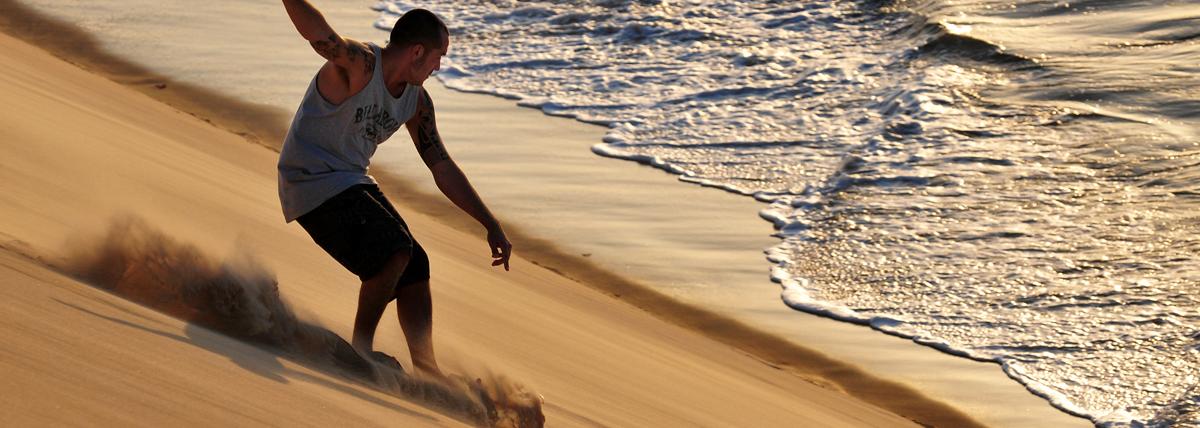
top-left (0, 23), bottom-right (979, 427)
top-left (0, 0), bottom-right (1093, 424)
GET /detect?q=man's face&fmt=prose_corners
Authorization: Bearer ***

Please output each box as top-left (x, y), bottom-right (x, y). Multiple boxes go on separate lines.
top-left (412, 34), bottom-right (449, 85)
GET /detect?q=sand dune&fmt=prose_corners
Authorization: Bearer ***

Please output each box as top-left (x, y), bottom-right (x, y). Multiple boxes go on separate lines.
top-left (0, 20), bottom-right (971, 427)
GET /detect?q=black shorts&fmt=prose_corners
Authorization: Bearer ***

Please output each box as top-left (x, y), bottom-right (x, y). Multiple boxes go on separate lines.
top-left (296, 184), bottom-right (430, 293)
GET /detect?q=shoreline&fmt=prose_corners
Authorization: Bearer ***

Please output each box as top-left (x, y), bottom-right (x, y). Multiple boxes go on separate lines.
top-left (0, 24), bottom-right (921, 427)
top-left (0, 1), bottom-right (1078, 426)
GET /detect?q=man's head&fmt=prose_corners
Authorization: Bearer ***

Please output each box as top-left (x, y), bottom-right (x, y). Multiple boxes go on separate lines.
top-left (388, 9), bottom-right (449, 85)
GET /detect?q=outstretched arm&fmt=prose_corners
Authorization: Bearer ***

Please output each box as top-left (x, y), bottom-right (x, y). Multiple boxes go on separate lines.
top-left (405, 88), bottom-right (512, 270)
top-left (281, 0), bottom-right (373, 75)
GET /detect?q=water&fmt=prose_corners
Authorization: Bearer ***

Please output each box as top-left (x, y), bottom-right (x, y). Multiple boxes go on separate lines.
top-left (371, 0), bottom-right (1200, 425)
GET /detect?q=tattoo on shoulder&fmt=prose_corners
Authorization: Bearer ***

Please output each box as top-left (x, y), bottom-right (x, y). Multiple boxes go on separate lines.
top-left (347, 41), bottom-right (375, 74)
top-left (415, 90), bottom-right (450, 166)
top-left (362, 44), bottom-right (376, 74)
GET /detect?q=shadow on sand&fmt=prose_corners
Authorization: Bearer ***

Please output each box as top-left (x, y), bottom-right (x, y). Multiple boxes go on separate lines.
top-left (55, 297), bottom-right (441, 422)
top-left (55, 215), bottom-right (544, 428)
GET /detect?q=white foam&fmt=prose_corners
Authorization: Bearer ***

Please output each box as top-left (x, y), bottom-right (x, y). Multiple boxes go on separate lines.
top-left (590, 143), bottom-right (689, 176)
top-left (775, 272), bottom-right (867, 324)
top-left (378, 1), bottom-right (1200, 425)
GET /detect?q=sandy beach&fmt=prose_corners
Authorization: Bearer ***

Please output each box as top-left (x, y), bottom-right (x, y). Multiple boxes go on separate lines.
top-left (0, 5), bottom-right (1014, 426)
top-left (1, 0), bottom-right (1104, 424)
top-left (5, 0), bottom-right (1190, 423)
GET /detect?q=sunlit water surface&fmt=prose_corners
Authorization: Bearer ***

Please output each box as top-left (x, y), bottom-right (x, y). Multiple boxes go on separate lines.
top-left (372, 0), bottom-right (1200, 425)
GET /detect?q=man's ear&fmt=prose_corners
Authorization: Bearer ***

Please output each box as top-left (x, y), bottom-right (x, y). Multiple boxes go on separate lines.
top-left (411, 43), bottom-right (426, 59)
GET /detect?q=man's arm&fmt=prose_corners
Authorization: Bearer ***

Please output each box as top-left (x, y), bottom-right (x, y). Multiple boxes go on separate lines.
top-left (406, 88), bottom-right (512, 270)
top-left (281, 0), bottom-right (373, 76)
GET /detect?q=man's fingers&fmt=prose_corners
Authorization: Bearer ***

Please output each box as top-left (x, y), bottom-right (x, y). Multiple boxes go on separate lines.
top-left (488, 237), bottom-right (511, 271)
top-left (489, 244), bottom-right (511, 271)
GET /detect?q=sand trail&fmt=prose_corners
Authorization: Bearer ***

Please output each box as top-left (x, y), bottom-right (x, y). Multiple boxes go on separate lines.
top-left (54, 216), bottom-right (543, 427)
top-left (0, 243), bottom-right (467, 427)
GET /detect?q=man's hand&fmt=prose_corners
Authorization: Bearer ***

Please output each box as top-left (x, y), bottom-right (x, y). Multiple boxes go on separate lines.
top-left (488, 225), bottom-right (512, 271)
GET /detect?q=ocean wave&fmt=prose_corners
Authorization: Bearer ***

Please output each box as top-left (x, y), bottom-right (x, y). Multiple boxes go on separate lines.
top-left (378, 0), bottom-right (1200, 425)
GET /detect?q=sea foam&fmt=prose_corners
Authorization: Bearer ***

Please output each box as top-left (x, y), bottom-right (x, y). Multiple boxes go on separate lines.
top-left (375, 1), bottom-right (1200, 425)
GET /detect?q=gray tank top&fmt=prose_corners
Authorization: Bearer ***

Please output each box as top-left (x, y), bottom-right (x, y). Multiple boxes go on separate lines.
top-left (277, 43), bottom-right (421, 222)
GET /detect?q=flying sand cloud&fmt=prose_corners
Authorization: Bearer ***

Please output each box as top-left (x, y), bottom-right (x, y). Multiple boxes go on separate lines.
top-left (59, 215), bottom-right (544, 428)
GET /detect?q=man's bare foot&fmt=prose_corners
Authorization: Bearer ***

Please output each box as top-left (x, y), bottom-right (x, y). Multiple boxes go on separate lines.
top-left (367, 351), bottom-right (405, 372)
top-left (415, 365), bottom-right (450, 383)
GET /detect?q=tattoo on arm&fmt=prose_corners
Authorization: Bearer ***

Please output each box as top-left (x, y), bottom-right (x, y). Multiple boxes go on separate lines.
top-left (310, 35), bottom-right (375, 74)
top-left (415, 90), bottom-right (450, 167)
top-left (310, 34), bottom-right (342, 61)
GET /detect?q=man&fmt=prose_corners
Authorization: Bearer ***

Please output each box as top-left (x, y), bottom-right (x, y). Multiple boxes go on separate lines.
top-left (277, 2), bottom-right (512, 379)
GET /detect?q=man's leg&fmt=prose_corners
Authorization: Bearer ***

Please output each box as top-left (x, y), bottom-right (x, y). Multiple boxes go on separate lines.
top-left (396, 278), bottom-right (442, 377)
top-left (353, 250), bottom-right (411, 353)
